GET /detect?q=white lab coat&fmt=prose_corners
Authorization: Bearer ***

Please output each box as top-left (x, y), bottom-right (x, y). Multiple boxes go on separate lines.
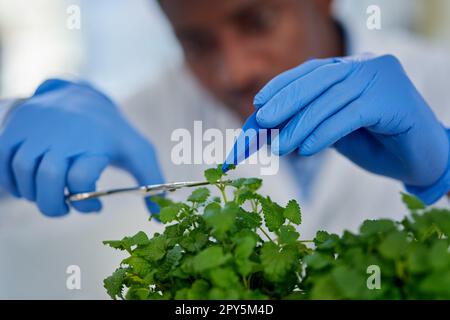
top-left (1, 29), bottom-right (450, 299)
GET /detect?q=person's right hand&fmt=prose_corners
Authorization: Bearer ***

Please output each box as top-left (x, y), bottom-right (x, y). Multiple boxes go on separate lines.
top-left (0, 79), bottom-right (164, 216)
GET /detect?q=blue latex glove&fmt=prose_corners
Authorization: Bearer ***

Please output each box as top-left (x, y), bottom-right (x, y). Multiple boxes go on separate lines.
top-left (254, 54), bottom-right (450, 204)
top-left (0, 79), bottom-right (164, 216)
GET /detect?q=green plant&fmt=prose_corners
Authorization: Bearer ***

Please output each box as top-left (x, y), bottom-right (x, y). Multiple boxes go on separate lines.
top-left (303, 193), bottom-right (450, 299)
top-left (103, 166), bottom-right (450, 300)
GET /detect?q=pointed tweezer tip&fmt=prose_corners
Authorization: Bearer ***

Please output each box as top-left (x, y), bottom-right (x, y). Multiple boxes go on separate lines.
top-left (221, 163), bottom-right (230, 173)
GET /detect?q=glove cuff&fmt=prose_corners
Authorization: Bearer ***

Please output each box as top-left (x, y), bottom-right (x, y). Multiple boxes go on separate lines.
top-left (405, 128), bottom-right (450, 205)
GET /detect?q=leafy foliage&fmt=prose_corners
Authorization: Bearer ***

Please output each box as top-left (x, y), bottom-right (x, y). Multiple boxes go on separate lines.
top-left (104, 166), bottom-right (450, 300)
top-left (303, 194), bottom-right (450, 300)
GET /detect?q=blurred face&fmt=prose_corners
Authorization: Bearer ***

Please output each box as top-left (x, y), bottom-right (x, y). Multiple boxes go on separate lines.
top-left (161, 0), bottom-right (342, 119)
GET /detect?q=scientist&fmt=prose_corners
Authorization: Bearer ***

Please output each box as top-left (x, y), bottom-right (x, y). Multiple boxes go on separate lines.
top-left (1, 0), bottom-right (450, 298)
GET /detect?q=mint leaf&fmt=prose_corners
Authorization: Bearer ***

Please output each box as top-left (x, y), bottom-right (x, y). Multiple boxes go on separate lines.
top-left (188, 187), bottom-right (210, 203)
top-left (210, 268), bottom-right (240, 288)
top-left (304, 252), bottom-right (333, 270)
top-left (401, 192), bottom-right (426, 211)
top-left (187, 280), bottom-right (210, 300)
top-left (150, 196), bottom-right (175, 209)
top-left (204, 202), bottom-right (237, 236)
top-left (103, 231), bottom-right (149, 252)
top-left (260, 242), bottom-right (297, 282)
top-left (180, 229), bottom-right (208, 252)
top-left (192, 246), bottom-right (229, 273)
top-left (313, 230), bottom-right (339, 250)
top-left (237, 208), bottom-right (262, 229)
top-left (159, 245), bottom-right (184, 275)
top-left (277, 225), bottom-right (300, 245)
top-left (159, 204), bottom-right (182, 223)
top-left (261, 197), bottom-right (285, 232)
top-left (123, 256), bottom-right (152, 278)
top-left (360, 219), bottom-right (396, 236)
top-left (104, 165), bottom-right (450, 301)
top-left (126, 287), bottom-right (149, 300)
top-left (134, 235), bottom-right (167, 262)
top-left (378, 231), bottom-right (408, 259)
top-left (284, 200), bottom-right (301, 225)
top-left (104, 268), bottom-right (127, 299)
top-left (232, 178), bottom-right (262, 191)
top-left (204, 166), bottom-right (224, 183)
top-left (234, 235), bottom-right (257, 259)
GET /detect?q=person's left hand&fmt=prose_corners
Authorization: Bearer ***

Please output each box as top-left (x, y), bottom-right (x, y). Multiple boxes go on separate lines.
top-left (254, 54), bottom-right (450, 200)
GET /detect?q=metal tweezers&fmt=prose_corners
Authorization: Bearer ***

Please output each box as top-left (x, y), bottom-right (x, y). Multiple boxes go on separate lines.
top-left (67, 180), bottom-right (231, 202)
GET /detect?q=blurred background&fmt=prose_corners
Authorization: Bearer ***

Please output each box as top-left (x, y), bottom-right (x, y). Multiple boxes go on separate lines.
top-left (1, 0), bottom-right (450, 102)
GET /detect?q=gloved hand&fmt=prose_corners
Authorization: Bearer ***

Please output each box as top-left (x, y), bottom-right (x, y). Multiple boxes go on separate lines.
top-left (0, 79), bottom-right (164, 216)
top-left (254, 54), bottom-right (450, 204)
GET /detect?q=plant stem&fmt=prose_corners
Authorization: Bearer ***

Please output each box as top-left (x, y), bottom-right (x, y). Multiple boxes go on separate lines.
top-left (242, 276), bottom-right (249, 289)
top-left (250, 200), bottom-right (257, 213)
top-left (298, 240), bottom-right (314, 243)
top-left (216, 181), bottom-right (229, 203)
top-left (220, 187), bottom-right (228, 203)
top-left (295, 271), bottom-right (302, 286)
top-left (259, 227), bottom-right (274, 243)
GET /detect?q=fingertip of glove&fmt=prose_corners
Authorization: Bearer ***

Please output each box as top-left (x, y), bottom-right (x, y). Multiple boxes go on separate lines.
top-left (256, 108), bottom-right (277, 129)
top-left (145, 198), bottom-right (160, 216)
top-left (253, 93), bottom-right (265, 109)
top-left (41, 205), bottom-right (70, 218)
top-left (72, 199), bottom-right (102, 214)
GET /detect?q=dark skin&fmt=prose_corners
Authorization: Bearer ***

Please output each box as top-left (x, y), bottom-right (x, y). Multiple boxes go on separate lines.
top-left (160, 0), bottom-right (344, 120)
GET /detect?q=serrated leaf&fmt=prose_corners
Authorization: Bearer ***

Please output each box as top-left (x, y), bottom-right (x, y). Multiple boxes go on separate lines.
top-left (210, 268), bottom-right (240, 288)
top-left (126, 287), bottom-right (149, 300)
top-left (102, 240), bottom-right (125, 250)
top-left (159, 204), bottom-right (182, 223)
top-left (260, 242), bottom-right (297, 282)
top-left (204, 167), bottom-right (223, 183)
top-left (159, 245), bottom-right (184, 275)
top-left (180, 229), bottom-right (209, 252)
top-left (103, 231), bottom-right (149, 252)
top-left (104, 268), bottom-right (127, 299)
top-left (284, 200), bottom-right (301, 225)
top-left (234, 234), bottom-right (257, 276)
top-left (401, 192), bottom-right (426, 211)
top-left (188, 187), bottom-right (210, 203)
top-left (208, 287), bottom-right (240, 300)
top-left (277, 225), bottom-right (300, 244)
top-left (192, 246), bottom-right (229, 273)
top-left (360, 219), bottom-right (396, 236)
top-left (313, 230), bottom-right (339, 250)
top-left (149, 196), bottom-right (175, 210)
top-left (234, 235), bottom-right (257, 259)
top-left (314, 230), bottom-right (331, 245)
top-left (134, 235), bottom-right (167, 262)
top-left (407, 243), bottom-right (429, 274)
top-left (204, 202), bottom-right (237, 236)
top-left (123, 256), bottom-right (152, 278)
top-left (232, 178), bottom-right (262, 191)
top-left (304, 252), bottom-right (333, 270)
top-left (429, 240), bottom-right (450, 271)
top-left (261, 197), bottom-right (285, 232)
top-left (331, 265), bottom-right (369, 299)
top-left (378, 231), bottom-right (409, 259)
top-left (237, 208), bottom-right (262, 229)
top-left (187, 279), bottom-right (210, 300)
